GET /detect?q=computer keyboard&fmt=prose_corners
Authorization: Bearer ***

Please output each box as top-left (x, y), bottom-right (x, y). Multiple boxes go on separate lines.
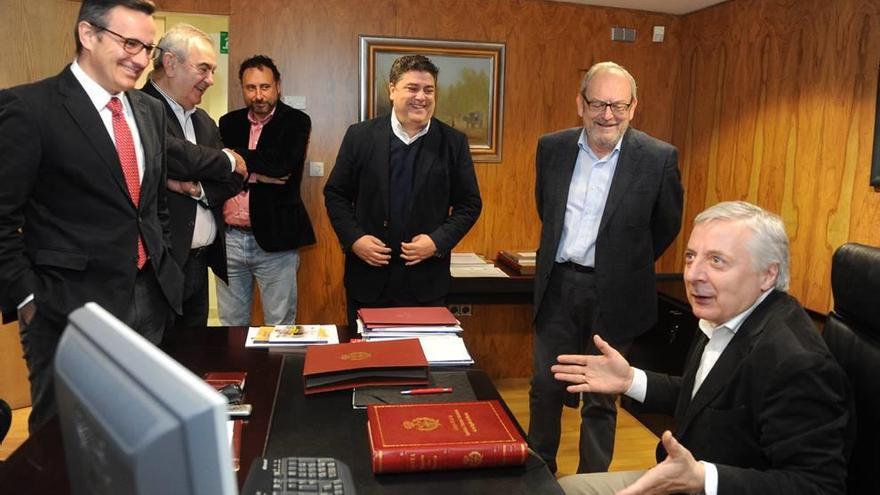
top-left (241, 456), bottom-right (357, 495)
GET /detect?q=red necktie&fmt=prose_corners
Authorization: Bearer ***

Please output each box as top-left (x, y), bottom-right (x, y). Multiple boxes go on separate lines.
top-left (107, 97), bottom-right (147, 269)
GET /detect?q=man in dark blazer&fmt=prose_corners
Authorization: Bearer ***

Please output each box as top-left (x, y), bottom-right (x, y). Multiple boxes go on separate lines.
top-left (530, 61), bottom-right (684, 474)
top-left (553, 201), bottom-right (853, 495)
top-left (0, 0), bottom-right (183, 432)
top-left (141, 24), bottom-right (245, 328)
top-left (218, 55), bottom-right (315, 325)
top-left (324, 55), bottom-right (482, 325)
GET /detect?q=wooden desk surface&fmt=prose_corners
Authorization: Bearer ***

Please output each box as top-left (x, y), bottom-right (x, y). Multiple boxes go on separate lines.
top-left (0, 326), bottom-right (283, 492)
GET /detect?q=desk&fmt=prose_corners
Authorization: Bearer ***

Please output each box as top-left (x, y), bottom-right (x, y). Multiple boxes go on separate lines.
top-left (0, 326), bottom-right (561, 494)
top-left (264, 355), bottom-right (562, 495)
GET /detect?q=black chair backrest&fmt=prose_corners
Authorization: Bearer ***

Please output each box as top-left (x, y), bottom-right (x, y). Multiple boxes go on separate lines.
top-left (0, 398), bottom-right (10, 446)
top-left (824, 243), bottom-right (880, 495)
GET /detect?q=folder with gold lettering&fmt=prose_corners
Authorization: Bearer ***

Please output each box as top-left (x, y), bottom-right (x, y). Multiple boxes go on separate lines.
top-left (302, 339), bottom-right (429, 394)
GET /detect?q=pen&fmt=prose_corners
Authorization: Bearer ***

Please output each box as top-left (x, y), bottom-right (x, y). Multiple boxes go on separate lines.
top-left (400, 387), bottom-right (453, 395)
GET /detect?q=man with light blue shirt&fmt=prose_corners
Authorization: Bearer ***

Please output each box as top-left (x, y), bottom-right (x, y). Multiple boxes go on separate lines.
top-left (530, 61), bottom-right (684, 474)
top-left (552, 201), bottom-right (852, 495)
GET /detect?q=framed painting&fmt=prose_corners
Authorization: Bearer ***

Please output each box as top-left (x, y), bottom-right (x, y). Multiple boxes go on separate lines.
top-left (359, 36), bottom-right (505, 162)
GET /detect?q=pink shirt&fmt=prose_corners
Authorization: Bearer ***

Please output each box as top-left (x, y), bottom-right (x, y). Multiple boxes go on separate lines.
top-left (223, 107), bottom-right (277, 227)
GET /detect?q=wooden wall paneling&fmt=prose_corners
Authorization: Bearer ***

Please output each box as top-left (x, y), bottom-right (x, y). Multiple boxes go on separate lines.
top-left (676, 0), bottom-right (880, 313)
top-left (0, 0), bottom-right (80, 88)
top-left (228, 0), bottom-right (683, 325)
top-left (458, 304), bottom-right (535, 379)
top-left (0, 322), bottom-right (31, 409)
top-left (157, 0), bottom-right (230, 15)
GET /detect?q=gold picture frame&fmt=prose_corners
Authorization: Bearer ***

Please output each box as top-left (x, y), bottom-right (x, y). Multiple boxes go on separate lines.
top-left (359, 36), bottom-right (505, 162)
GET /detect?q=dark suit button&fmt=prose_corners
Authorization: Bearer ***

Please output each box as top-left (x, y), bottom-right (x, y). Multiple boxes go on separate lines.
top-left (383, 220), bottom-right (389, 228)
top-left (188, 221), bottom-right (195, 227)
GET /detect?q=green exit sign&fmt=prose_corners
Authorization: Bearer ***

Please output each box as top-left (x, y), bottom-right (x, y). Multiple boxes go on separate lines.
top-left (220, 32), bottom-right (229, 54)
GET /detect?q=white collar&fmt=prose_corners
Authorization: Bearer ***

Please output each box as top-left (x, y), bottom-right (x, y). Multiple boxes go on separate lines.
top-left (390, 111), bottom-right (430, 145)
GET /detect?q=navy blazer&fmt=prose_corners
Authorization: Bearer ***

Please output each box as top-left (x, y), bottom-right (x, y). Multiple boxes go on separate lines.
top-left (642, 291), bottom-right (854, 494)
top-left (0, 66), bottom-right (182, 322)
top-left (219, 102), bottom-right (315, 252)
top-left (141, 81), bottom-right (242, 283)
top-left (534, 126), bottom-right (683, 342)
top-left (324, 115), bottom-right (482, 302)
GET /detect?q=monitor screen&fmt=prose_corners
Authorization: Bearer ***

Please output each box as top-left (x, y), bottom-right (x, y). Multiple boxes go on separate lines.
top-left (53, 303), bottom-right (238, 495)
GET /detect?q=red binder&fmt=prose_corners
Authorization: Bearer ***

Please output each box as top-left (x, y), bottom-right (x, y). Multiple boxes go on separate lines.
top-left (302, 339), bottom-right (429, 394)
top-left (357, 306), bottom-right (458, 326)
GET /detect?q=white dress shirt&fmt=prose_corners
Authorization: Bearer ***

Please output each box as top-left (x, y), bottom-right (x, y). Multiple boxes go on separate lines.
top-left (624, 289), bottom-right (773, 495)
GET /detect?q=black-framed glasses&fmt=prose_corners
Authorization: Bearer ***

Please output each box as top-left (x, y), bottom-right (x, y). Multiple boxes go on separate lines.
top-left (91, 23), bottom-right (156, 57)
top-left (584, 99), bottom-right (633, 115)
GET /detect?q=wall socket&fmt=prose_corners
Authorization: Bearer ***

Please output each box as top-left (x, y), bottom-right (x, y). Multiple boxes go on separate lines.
top-left (309, 161), bottom-right (324, 177)
top-left (459, 304), bottom-right (472, 317)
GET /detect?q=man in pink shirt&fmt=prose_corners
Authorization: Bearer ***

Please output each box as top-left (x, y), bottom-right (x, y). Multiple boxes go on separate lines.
top-left (217, 55), bottom-right (314, 325)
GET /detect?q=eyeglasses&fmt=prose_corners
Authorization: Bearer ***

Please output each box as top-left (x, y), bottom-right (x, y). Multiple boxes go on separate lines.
top-left (584, 98), bottom-right (633, 115)
top-left (91, 23), bottom-right (156, 57)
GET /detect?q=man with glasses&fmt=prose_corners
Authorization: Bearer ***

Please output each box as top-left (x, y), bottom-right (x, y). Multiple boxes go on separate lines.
top-left (530, 61), bottom-right (684, 474)
top-left (0, 0), bottom-right (182, 433)
top-left (141, 24), bottom-right (246, 328)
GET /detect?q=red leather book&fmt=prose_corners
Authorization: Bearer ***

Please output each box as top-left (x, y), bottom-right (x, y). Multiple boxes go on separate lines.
top-left (366, 400), bottom-right (528, 473)
top-left (303, 339), bottom-right (429, 394)
top-left (358, 306), bottom-right (458, 326)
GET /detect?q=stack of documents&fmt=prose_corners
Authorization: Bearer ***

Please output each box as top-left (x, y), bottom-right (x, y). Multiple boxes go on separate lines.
top-left (357, 307), bottom-right (474, 366)
top-left (450, 252), bottom-right (509, 278)
top-left (245, 324), bottom-right (340, 349)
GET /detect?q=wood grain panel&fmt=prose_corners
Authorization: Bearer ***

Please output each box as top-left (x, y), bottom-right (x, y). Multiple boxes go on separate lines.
top-left (157, 0), bottom-right (229, 15)
top-left (675, 0), bottom-right (880, 313)
top-left (458, 304), bottom-right (534, 378)
top-left (0, 0), bottom-right (80, 88)
top-left (0, 322), bottom-right (31, 409)
top-left (228, 0), bottom-right (684, 325)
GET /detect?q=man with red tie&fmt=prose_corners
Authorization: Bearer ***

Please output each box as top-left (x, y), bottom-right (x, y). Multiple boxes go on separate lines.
top-left (0, 0), bottom-right (182, 433)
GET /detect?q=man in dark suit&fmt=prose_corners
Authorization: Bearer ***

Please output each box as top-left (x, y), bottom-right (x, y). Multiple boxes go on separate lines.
top-left (324, 55), bottom-right (482, 325)
top-left (530, 61), bottom-right (684, 473)
top-left (141, 23), bottom-right (245, 327)
top-left (552, 201), bottom-right (853, 495)
top-left (218, 55), bottom-right (315, 325)
top-left (0, 0), bottom-right (183, 432)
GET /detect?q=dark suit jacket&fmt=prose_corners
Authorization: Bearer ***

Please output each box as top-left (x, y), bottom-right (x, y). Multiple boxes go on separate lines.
top-left (534, 127), bottom-right (683, 342)
top-left (218, 102), bottom-right (315, 252)
top-left (0, 66), bottom-right (182, 324)
top-left (141, 82), bottom-right (242, 282)
top-left (641, 291), bottom-right (854, 494)
top-left (324, 116), bottom-right (482, 302)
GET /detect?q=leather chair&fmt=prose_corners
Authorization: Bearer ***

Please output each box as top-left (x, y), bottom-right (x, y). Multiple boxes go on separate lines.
top-left (823, 242), bottom-right (880, 495)
top-left (0, 398), bottom-right (10, 446)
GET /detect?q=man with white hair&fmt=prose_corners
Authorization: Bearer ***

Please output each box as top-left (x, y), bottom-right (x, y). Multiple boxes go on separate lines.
top-left (553, 201), bottom-right (854, 495)
top-left (141, 23), bottom-right (246, 327)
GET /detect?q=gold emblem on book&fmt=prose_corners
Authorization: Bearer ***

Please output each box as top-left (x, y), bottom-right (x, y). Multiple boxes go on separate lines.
top-left (462, 451), bottom-right (483, 466)
top-left (403, 416), bottom-right (441, 432)
top-left (341, 351), bottom-right (371, 361)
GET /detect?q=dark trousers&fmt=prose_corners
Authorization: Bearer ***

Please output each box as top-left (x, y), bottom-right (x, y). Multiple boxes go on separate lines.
top-left (528, 263), bottom-right (632, 473)
top-left (346, 260), bottom-right (445, 327)
top-left (19, 263), bottom-right (172, 433)
top-left (176, 248), bottom-right (210, 329)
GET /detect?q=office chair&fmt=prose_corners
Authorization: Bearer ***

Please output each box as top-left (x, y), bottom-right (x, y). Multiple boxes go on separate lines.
top-left (0, 398), bottom-right (10, 446)
top-left (823, 242), bottom-right (880, 495)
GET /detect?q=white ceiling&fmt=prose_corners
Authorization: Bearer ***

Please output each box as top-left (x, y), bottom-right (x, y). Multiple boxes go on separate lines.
top-left (549, 0), bottom-right (729, 15)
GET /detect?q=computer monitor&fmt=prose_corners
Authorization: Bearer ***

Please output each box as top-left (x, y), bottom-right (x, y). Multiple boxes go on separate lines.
top-left (53, 303), bottom-right (238, 495)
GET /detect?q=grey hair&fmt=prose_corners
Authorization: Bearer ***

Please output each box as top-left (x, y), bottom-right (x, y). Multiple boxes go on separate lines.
top-left (152, 23), bottom-right (213, 69)
top-left (694, 201), bottom-right (790, 291)
top-left (579, 61), bottom-right (638, 101)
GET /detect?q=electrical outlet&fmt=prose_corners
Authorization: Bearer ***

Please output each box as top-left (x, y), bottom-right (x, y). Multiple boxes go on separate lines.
top-left (309, 161), bottom-right (324, 177)
top-left (459, 304), bottom-right (472, 317)
top-left (652, 25), bottom-right (665, 43)
top-left (449, 305), bottom-right (460, 316)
